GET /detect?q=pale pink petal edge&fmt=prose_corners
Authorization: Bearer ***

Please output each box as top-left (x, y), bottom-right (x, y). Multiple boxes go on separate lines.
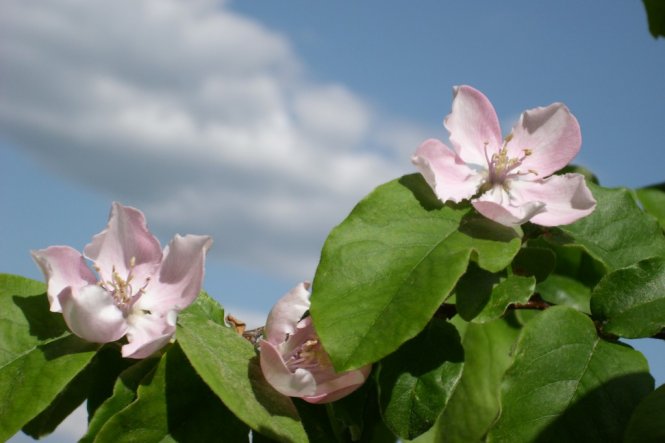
top-left (264, 282), bottom-right (311, 345)
top-left (259, 339), bottom-right (317, 397)
top-left (31, 246), bottom-right (97, 312)
top-left (83, 202), bottom-right (162, 283)
top-left (509, 103), bottom-right (582, 177)
top-left (444, 85), bottom-right (503, 166)
top-left (303, 364), bottom-right (373, 404)
top-left (412, 138), bottom-right (483, 203)
top-left (512, 173), bottom-right (596, 226)
top-left (138, 234), bottom-right (213, 315)
top-left (59, 284), bottom-right (127, 343)
top-left (472, 187), bottom-right (545, 227)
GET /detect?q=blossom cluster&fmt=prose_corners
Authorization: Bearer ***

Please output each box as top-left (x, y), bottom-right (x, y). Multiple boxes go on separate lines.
top-left (32, 202), bottom-right (369, 402)
top-left (32, 85), bottom-right (595, 404)
top-left (412, 85), bottom-right (596, 226)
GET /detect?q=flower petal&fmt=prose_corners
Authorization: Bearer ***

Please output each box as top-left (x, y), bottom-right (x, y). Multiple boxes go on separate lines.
top-left (508, 103), bottom-right (581, 177)
top-left (264, 282), bottom-right (311, 345)
top-left (136, 234), bottom-right (213, 315)
top-left (260, 339), bottom-right (317, 397)
top-left (304, 364), bottom-right (372, 404)
top-left (444, 85), bottom-right (502, 166)
top-left (472, 186), bottom-right (545, 227)
top-left (122, 310), bottom-right (176, 359)
top-left (59, 284), bottom-right (127, 343)
top-left (412, 139), bottom-right (484, 203)
top-left (509, 173), bottom-right (596, 226)
top-left (83, 202), bottom-right (162, 284)
top-left (31, 246), bottom-right (97, 312)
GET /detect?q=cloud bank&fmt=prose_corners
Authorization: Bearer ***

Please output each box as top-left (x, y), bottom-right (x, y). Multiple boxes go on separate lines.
top-left (0, 0), bottom-right (429, 278)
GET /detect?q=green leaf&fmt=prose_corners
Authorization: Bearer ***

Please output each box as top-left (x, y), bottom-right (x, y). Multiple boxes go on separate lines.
top-left (0, 274), bottom-right (98, 442)
top-left (181, 290), bottom-right (227, 327)
top-left (537, 274), bottom-right (591, 314)
top-left (591, 257), bottom-right (665, 338)
top-left (22, 354), bottom-right (93, 438)
top-left (311, 174), bottom-right (521, 371)
top-left (95, 343), bottom-right (249, 442)
top-left (555, 184), bottom-right (665, 271)
top-left (635, 186), bottom-right (665, 230)
top-left (82, 357), bottom-right (159, 443)
top-left (488, 306), bottom-right (654, 442)
top-left (624, 383), bottom-right (665, 443)
top-left (644, 0), bottom-right (665, 38)
top-left (378, 319), bottom-right (464, 440)
top-left (434, 317), bottom-right (520, 443)
top-left (177, 297), bottom-right (307, 443)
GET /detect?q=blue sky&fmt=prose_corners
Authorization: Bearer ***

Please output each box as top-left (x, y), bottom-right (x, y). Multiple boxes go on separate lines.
top-left (2, 1), bottom-right (665, 441)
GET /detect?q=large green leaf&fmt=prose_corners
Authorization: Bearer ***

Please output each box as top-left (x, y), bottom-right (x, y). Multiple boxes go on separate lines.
top-left (488, 306), bottom-right (653, 442)
top-left (176, 296), bottom-right (308, 443)
top-left (434, 317), bottom-right (520, 443)
top-left (555, 184), bottom-right (665, 271)
top-left (95, 343), bottom-right (249, 442)
top-left (22, 354), bottom-right (92, 438)
top-left (0, 274), bottom-right (98, 442)
top-left (591, 257), bottom-right (665, 338)
top-left (378, 318), bottom-right (464, 440)
top-left (311, 174), bottom-right (521, 371)
top-left (635, 185), bottom-right (665, 230)
top-left (537, 274), bottom-right (591, 314)
top-left (624, 383), bottom-right (665, 443)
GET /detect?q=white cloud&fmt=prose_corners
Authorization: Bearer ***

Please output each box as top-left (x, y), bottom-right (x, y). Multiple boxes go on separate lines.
top-left (0, 0), bottom-right (430, 279)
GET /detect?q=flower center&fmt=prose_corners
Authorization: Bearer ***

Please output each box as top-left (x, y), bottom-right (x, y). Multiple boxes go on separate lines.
top-left (96, 256), bottom-right (150, 306)
top-left (285, 338), bottom-right (332, 372)
top-left (481, 135), bottom-right (537, 193)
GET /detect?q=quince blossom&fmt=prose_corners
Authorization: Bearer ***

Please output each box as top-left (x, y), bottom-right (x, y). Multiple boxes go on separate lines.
top-left (260, 282), bottom-right (371, 404)
top-left (412, 85), bottom-right (596, 226)
top-left (32, 202), bottom-right (212, 359)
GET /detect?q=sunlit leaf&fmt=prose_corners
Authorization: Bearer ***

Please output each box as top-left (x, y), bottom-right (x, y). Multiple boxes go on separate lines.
top-left (82, 357), bottom-right (159, 443)
top-left (537, 274), bottom-right (591, 314)
top-left (312, 174), bottom-right (521, 371)
top-left (488, 306), bottom-right (653, 442)
top-left (554, 184), bottom-right (665, 271)
top-left (635, 185), bottom-right (665, 230)
top-left (0, 274), bottom-right (97, 442)
top-left (434, 317), bottom-right (520, 443)
top-left (592, 257), bottom-right (665, 338)
top-left (378, 319), bottom-right (464, 439)
top-left (177, 295), bottom-right (307, 443)
top-left (94, 344), bottom-right (249, 442)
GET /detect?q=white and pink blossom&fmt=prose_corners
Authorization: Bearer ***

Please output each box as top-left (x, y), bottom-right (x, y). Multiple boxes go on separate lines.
top-left (260, 282), bottom-right (371, 404)
top-left (412, 85), bottom-right (596, 226)
top-left (32, 202), bottom-right (212, 359)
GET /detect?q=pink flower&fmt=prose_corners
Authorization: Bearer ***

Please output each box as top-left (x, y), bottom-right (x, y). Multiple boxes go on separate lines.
top-left (259, 282), bottom-right (371, 404)
top-left (412, 85), bottom-right (596, 227)
top-left (31, 202), bottom-right (212, 359)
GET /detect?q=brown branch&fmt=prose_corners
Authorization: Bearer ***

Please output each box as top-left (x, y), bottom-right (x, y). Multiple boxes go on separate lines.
top-left (508, 294), bottom-right (552, 311)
